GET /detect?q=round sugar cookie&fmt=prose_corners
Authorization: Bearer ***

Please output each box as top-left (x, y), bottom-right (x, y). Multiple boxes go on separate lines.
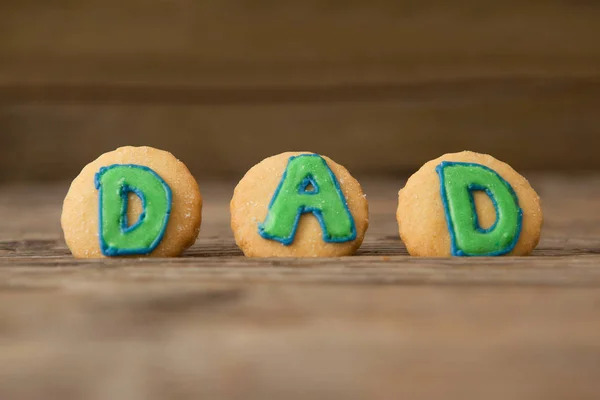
top-left (231, 152), bottom-right (369, 257)
top-left (397, 151), bottom-right (542, 257)
top-left (61, 146), bottom-right (202, 258)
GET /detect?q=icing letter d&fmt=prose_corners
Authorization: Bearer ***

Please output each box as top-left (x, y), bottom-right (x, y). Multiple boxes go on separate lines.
top-left (259, 154), bottom-right (356, 245)
top-left (436, 162), bottom-right (523, 256)
top-left (95, 164), bottom-right (172, 256)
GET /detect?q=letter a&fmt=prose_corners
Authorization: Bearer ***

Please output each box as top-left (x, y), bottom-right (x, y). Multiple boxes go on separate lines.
top-left (259, 154), bottom-right (356, 245)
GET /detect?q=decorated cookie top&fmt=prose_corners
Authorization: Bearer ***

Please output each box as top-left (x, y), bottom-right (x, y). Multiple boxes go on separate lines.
top-left (436, 161), bottom-right (523, 256)
top-left (61, 146), bottom-right (202, 258)
top-left (258, 154), bottom-right (357, 245)
top-left (95, 164), bottom-right (172, 256)
top-left (231, 152), bottom-right (369, 257)
top-left (397, 151), bottom-right (542, 257)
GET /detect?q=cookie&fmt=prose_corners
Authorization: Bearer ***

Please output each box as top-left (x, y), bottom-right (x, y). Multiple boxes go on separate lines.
top-left (61, 146), bottom-right (202, 258)
top-left (397, 151), bottom-right (542, 257)
top-left (231, 152), bottom-right (369, 257)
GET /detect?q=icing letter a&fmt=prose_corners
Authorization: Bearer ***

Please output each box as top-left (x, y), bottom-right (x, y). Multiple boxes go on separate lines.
top-left (436, 161), bottom-right (523, 256)
top-left (259, 154), bottom-right (356, 245)
top-left (95, 164), bottom-right (172, 256)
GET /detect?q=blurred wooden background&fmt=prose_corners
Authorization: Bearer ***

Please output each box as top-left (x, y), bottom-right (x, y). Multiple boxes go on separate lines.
top-left (1, 0), bottom-right (599, 182)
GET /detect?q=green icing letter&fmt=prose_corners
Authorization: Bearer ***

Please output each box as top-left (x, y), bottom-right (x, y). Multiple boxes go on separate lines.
top-left (95, 164), bottom-right (172, 256)
top-left (258, 154), bottom-right (356, 245)
top-left (436, 161), bottom-right (523, 256)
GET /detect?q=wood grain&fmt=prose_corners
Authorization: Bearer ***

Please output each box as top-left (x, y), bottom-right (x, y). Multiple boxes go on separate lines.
top-left (2, 0), bottom-right (599, 87)
top-left (1, 0), bottom-right (600, 180)
top-left (1, 177), bottom-right (600, 399)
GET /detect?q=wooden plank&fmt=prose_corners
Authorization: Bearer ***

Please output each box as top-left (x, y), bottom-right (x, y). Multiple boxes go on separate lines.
top-left (2, 78), bottom-right (600, 181)
top-left (1, 0), bottom-right (599, 87)
top-left (0, 276), bottom-right (600, 400)
top-left (2, 175), bottom-right (600, 266)
top-left (1, 177), bottom-right (600, 398)
top-left (1, 1), bottom-right (599, 180)
top-left (0, 282), bottom-right (599, 400)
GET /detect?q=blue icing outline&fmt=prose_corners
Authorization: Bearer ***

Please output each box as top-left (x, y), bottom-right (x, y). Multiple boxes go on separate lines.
top-left (467, 183), bottom-right (499, 235)
top-left (120, 185), bottom-right (147, 234)
top-left (258, 154), bottom-right (357, 246)
top-left (298, 174), bottom-right (320, 195)
top-left (436, 161), bottom-right (523, 257)
top-left (94, 164), bottom-right (172, 256)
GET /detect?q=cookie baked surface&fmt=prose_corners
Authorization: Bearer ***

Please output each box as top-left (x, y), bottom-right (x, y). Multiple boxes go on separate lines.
top-left (61, 146), bottom-right (202, 258)
top-left (397, 151), bottom-right (543, 257)
top-left (231, 152), bottom-right (369, 257)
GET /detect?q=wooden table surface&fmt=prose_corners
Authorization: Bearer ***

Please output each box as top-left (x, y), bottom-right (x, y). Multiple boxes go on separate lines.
top-left (1, 176), bottom-right (600, 399)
